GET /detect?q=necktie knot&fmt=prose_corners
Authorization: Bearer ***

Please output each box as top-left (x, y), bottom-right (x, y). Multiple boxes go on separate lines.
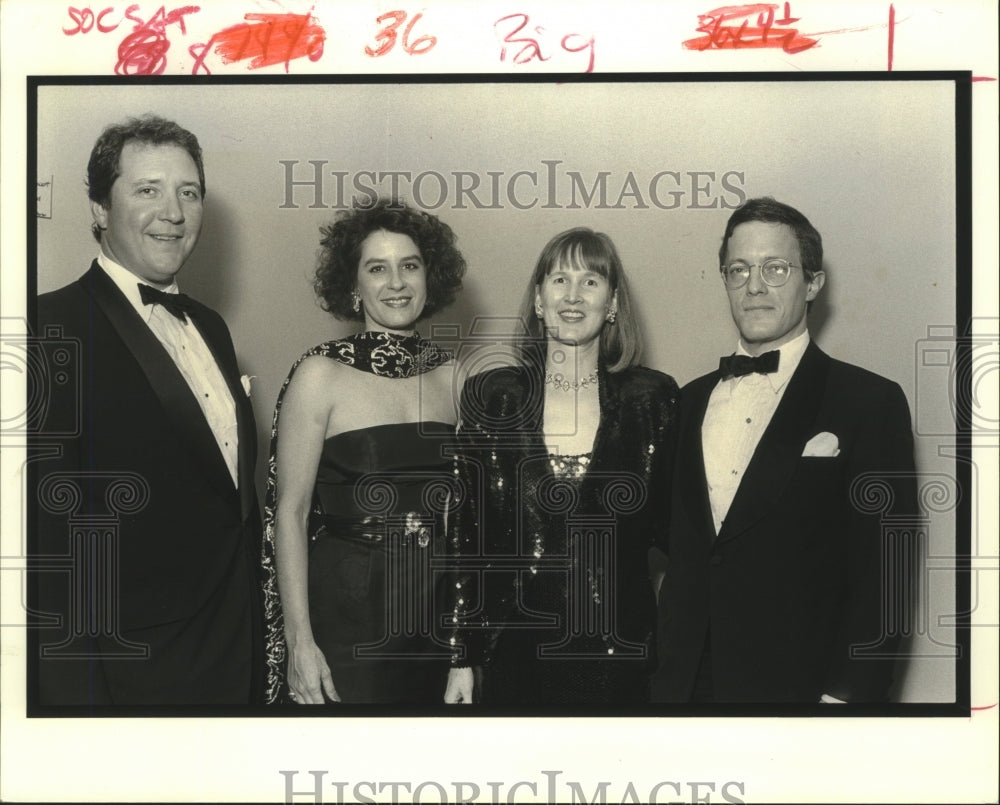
top-left (139, 283), bottom-right (194, 321)
top-left (719, 350), bottom-right (780, 379)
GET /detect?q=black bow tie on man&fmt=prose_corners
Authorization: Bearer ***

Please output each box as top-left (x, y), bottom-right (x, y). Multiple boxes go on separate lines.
top-left (718, 350), bottom-right (780, 379)
top-left (138, 283), bottom-right (195, 321)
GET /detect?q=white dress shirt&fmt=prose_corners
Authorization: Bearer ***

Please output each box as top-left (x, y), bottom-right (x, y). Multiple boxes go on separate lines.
top-left (98, 253), bottom-right (239, 486)
top-left (701, 330), bottom-right (810, 535)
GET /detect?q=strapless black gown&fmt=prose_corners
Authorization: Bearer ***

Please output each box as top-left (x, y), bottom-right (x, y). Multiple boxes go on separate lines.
top-left (306, 421), bottom-right (453, 703)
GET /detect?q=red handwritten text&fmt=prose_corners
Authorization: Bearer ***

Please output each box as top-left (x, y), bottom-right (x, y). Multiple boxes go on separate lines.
top-left (683, 3), bottom-right (818, 53)
top-left (63, 5), bottom-right (128, 34)
top-left (365, 10), bottom-right (436, 57)
top-left (115, 5), bottom-right (200, 75)
top-left (189, 12), bottom-right (325, 75)
top-left (495, 13), bottom-right (595, 73)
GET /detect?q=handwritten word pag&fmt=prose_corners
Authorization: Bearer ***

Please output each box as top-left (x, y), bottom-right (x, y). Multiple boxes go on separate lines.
top-left (495, 13), bottom-right (595, 73)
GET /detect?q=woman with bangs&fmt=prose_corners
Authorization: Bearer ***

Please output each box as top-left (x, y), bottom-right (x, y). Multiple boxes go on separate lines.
top-left (444, 227), bottom-right (679, 705)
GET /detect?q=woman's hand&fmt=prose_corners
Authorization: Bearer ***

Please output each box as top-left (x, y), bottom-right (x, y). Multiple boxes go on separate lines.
top-left (287, 639), bottom-right (339, 704)
top-left (274, 357), bottom-right (342, 706)
top-left (444, 667), bottom-right (474, 704)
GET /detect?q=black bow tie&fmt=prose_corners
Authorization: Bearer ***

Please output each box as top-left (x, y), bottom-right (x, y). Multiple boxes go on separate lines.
top-left (719, 350), bottom-right (780, 379)
top-left (138, 283), bottom-right (194, 321)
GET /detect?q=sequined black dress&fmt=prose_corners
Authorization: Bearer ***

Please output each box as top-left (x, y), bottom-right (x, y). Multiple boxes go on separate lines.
top-left (482, 452), bottom-right (650, 704)
top-left (306, 422), bottom-right (453, 703)
top-left (447, 364), bottom-right (679, 705)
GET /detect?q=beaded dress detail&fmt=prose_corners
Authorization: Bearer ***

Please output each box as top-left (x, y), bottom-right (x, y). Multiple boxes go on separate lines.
top-left (445, 362), bottom-right (680, 705)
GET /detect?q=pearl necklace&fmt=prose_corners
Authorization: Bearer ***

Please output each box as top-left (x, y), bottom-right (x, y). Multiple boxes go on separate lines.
top-left (544, 370), bottom-right (599, 392)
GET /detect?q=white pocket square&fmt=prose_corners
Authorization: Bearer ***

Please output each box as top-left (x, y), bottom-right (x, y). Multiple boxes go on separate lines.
top-left (240, 374), bottom-right (255, 398)
top-left (802, 431), bottom-right (840, 457)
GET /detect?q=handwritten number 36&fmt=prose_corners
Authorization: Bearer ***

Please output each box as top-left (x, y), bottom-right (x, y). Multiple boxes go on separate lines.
top-left (365, 10), bottom-right (436, 57)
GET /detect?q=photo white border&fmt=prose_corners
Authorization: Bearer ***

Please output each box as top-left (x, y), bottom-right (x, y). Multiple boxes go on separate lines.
top-left (2, 2), bottom-right (997, 803)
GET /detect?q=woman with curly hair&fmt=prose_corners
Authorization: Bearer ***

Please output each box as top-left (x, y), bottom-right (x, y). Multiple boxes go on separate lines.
top-left (262, 198), bottom-right (466, 704)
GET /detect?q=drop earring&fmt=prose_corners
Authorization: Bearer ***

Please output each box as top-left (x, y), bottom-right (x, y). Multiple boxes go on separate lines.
top-left (352, 290), bottom-right (362, 313)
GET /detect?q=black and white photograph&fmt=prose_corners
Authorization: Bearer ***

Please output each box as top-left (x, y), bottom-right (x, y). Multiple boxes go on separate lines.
top-left (2, 2), bottom-right (997, 803)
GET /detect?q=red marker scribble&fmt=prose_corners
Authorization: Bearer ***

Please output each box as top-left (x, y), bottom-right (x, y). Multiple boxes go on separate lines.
top-left (887, 3), bottom-right (895, 70)
top-left (189, 11), bottom-right (325, 75)
top-left (683, 2), bottom-right (818, 53)
top-left (115, 4), bottom-right (200, 75)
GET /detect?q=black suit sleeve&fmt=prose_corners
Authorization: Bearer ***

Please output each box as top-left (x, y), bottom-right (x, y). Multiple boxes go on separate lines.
top-left (445, 373), bottom-right (492, 668)
top-left (650, 376), bottom-right (680, 558)
top-left (825, 380), bottom-right (918, 702)
top-left (31, 287), bottom-right (116, 704)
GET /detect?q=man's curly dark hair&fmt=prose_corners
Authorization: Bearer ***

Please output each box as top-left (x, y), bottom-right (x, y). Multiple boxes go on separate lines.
top-left (314, 198), bottom-right (466, 322)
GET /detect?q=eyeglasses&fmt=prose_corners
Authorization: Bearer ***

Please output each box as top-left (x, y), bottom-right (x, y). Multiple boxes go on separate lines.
top-left (719, 259), bottom-right (800, 289)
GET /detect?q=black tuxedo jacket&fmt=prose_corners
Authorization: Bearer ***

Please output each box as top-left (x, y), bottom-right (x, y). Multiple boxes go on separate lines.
top-left (31, 262), bottom-right (264, 706)
top-left (652, 341), bottom-right (917, 703)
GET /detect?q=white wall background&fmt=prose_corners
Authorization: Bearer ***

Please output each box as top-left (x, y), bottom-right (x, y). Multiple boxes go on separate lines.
top-left (35, 79), bottom-right (958, 702)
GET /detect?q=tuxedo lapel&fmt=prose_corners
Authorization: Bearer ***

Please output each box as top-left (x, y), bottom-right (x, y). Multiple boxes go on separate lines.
top-left (235, 382), bottom-right (255, 521)
top-left (678, 376), bottom-right (716, 541)
top-left (81, 263), bottom-right (237, 502)
top-left (715, 342), bottom-right (831, 545)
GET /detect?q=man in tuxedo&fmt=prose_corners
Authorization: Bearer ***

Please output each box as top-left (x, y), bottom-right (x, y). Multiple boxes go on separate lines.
top-left (31, 115), bottom-right (263, 706)
top-left (652, 197), bottom-right (917, 703)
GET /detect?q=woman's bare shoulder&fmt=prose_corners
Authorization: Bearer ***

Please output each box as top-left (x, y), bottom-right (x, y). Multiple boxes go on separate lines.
top-left (284, 354), bottom-right (359, 408)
